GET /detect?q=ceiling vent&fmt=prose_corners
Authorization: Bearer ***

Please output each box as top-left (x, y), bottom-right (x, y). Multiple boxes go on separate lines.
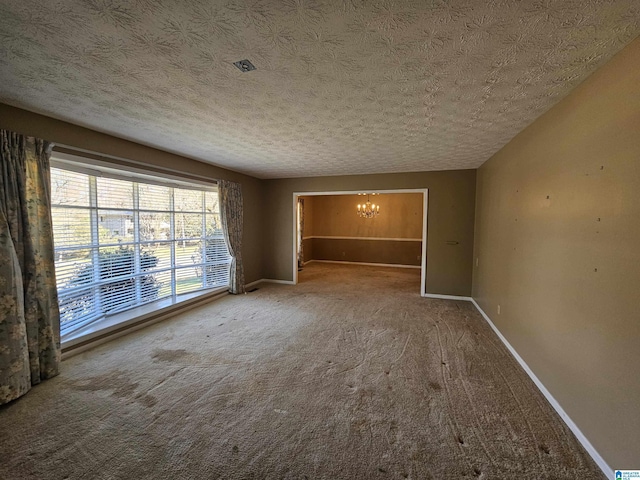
top-left (233, 59), bottom-right (256, 72)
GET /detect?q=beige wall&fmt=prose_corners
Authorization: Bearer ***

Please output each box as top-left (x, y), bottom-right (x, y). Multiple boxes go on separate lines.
top-left (264, 170), bottom-right (476, 296)
top-left (0, 104), bottom-right (265, 284)
top-left (473, 37), bottom-right (640, 467)
top-left (303, 193), bottom-right (423, 266)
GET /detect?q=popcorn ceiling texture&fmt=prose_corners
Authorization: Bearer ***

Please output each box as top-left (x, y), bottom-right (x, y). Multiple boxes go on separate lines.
top-left (0, 0), bottom-right (638, 178)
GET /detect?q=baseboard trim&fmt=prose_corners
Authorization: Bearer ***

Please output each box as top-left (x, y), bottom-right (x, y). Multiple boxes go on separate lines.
top-left (423, 293), bottom-right (473, 301)
top-left (245, 278), bottom-right (296, 287)
top-left (244, 279), bottom-right (263, 290)
top-left (263, 278), bottom-right (296, 285)
top-left (307, 259), bottom-right (421, 269)
top-left (469, 298), bottom-right (611, 477)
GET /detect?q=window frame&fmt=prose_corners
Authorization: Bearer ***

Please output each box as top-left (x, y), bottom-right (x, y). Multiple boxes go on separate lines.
top-left (51, 154), bottom-right (231, 337)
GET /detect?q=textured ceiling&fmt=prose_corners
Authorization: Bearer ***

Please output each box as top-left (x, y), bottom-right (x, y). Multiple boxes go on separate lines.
top-left (0, 1), bottom-right (638, 179)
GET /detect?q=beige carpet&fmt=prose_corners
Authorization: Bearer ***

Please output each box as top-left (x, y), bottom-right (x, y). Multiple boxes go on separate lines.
top-left (0, 263), bottom-right (603, 479)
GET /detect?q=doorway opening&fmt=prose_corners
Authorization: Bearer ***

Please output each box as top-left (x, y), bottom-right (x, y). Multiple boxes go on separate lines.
top-left (292, 189), bottom-right (428, 296)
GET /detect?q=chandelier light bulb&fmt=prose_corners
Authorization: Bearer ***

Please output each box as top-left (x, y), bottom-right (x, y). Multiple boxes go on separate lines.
top-left (356, 194), bottom-right (380, 219)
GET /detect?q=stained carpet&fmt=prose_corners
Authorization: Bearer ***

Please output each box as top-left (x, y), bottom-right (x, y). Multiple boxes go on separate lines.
top-left (0, 263), bottom-right (603, 479)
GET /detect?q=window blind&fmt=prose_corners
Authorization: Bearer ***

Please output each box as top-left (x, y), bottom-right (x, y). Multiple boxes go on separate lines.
top-left (51, 159), bottom-right (231, 335)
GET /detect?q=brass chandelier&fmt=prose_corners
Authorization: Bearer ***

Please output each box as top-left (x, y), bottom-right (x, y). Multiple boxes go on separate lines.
top-left (357, 193), bottom-right (380, 218)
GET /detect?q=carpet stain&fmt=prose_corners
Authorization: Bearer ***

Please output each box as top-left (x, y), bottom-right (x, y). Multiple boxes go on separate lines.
top-left (137, 394), bottom-right (158, 408)
top-left (67, 370), bottom-right (139, 398)
top-left (151, 348), bottom-right (189, 362)
top-left (0, 263), bottom-right (606, 480)
top-left (65, 370), bottom-right (160, 409)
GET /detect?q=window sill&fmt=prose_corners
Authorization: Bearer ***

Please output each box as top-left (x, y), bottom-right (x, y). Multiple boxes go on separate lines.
top-left (61, 287), bottom-right (229, 357)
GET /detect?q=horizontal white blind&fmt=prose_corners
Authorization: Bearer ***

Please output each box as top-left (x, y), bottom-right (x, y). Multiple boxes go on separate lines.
top-left (51, 163), bottom-right (231, 334)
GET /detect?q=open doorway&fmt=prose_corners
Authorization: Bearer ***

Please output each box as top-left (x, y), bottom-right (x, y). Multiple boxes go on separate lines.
top-left (293, 189), bottom-right (428, 296)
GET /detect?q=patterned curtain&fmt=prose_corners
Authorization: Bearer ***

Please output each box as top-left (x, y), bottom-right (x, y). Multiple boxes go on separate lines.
top-left (297, 198), bottom-right (304, 269)
top-left (0, 130), bottom-right (60, 405)
top-left (218, 180), bottom-right (245, 294)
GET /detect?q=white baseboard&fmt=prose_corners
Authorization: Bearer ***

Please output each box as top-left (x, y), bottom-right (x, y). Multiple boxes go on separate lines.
top-left (307, 259), bottom-right (421, 269)
top-left (469, 298), bottom-right (611, 477)
top-left (263, 278), bottom-right (296, 285)
top-left (423, 293), bottom-right (473, 301)
top-left (245, 278), bottom-right (296, 288)
top-left (244, 279), bottom-right (263, 290)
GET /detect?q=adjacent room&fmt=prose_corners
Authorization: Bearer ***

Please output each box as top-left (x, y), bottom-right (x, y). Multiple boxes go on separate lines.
top-left (295, 191), bottom-right (426, 293)
top-left (1, 1), bottom-right (638, 478)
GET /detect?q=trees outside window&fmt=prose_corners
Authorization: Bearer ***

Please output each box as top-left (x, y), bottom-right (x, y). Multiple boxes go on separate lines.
top-left (51, 165), bottom-right (230, 335)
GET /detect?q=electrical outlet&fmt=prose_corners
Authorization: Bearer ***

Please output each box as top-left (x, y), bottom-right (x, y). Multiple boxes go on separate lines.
top-left (497, 305), bottom-right (501, 315)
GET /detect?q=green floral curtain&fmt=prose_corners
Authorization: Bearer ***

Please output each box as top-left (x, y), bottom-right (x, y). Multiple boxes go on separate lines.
top-left (219, 180), bottom-right (245, 295)
top-left (0, 130), bottom-right (60, 405)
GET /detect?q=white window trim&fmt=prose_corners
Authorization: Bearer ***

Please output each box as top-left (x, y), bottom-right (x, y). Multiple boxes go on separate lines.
top-left (61, 285), bottom-right (228, 348)
top-left (52, 150), bottom-right (217, 189)
top-left (51, 153), bottom-right (231, 341)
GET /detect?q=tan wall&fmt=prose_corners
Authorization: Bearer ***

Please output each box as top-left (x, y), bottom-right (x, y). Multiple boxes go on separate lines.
top-left (303, 193), bottom-right (423, 266)
top-left (472, 37), bottom-right (640, 467)
top-left (264, 170), bottom-right (476, 296)
top-left (0, 104), bottom-right (265, 284)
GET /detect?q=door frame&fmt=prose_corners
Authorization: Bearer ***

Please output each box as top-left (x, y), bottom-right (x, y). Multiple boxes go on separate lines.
top-left (292, 189), bottom-right (429, 296)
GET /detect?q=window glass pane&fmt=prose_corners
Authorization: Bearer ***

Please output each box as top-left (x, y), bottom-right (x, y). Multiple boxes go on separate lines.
top-left (139, 212), bottom-right (170, 241)
top-left (205, 262), bottom-right (231, 289)
top-left (139, 184), bottom-right (171, 210)
top-left (51, 169), bottom-right (90, 206)
top-left (175, 241), bottom-right (200, 267)
top-left (140, 246), bottom-right (160, 272)
top-left (59, 287), bottom-right (101, 330)
top-left (145, 242), bottom-right (171, 271)
top-left (148, 270), bottom-right (171, 300)
top-left (98, 210), bottom-right (135, 243)
top-left (206, 213), bottom-right (223, 237)
top-left (51, 164), bottom-right (230, 337)
top-left (52, 208), bottom-right (92, 247)
top-left (176, 267), bottom-right (202, 294)
top-left (55, 248), bottom-right (93, 289)
top-left (204, 237), bottom-right (231, 263)
top-left (201, 237), bottom-right (230, 288)
top-left (101, 279), bottom-right (137, 314)
top-left (205, 191), bottom-right (219, 213)
top-left (175, 188), bottom-right (203, 212)
top-left (97, 177), bottom-right (133, 208)
top-left (98, 247), bottom-right (136, 280)
top-left (175, 213), bottom-right (203, 240)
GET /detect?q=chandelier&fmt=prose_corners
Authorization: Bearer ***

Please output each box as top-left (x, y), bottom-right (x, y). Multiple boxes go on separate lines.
top-left (357, 193), bottom-right (380, 218)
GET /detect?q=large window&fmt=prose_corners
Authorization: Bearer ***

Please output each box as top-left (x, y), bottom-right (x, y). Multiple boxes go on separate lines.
top-left (51, 161), bottom-right (231, 335)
